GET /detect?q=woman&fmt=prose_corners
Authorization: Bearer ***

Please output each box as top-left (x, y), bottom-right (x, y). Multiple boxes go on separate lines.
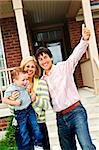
top-left (3, 56), bottom-right (51, 150)
top-left (20, 56), bottom-right (51, 150)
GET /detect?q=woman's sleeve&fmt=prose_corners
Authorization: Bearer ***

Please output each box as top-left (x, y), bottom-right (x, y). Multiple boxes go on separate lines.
top-left (35, 79), bottom-right (49, 110)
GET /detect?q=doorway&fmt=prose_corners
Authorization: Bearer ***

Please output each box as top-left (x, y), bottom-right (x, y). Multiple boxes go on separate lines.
top-left (33, 27), bottom-right (67, 63)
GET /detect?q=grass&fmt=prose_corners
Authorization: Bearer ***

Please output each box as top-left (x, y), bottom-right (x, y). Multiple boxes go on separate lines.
top-left (0, 146), bottom-right (17, 150)
top-left (0, 141), bottom-right (17, 150)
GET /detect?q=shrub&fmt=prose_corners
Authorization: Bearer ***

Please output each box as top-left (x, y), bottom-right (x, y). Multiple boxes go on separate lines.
top-left (0, 116), bottom-right (17, 149)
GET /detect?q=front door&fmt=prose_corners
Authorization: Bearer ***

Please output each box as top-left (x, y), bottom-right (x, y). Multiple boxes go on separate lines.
top-left (33, 27), bottom-right (67, 62)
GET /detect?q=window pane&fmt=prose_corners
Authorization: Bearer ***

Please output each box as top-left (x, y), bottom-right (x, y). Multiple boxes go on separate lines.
top-left (47, 42), bottom-right (62, 64)
top-left (0, 29), bottom-right (7, 89)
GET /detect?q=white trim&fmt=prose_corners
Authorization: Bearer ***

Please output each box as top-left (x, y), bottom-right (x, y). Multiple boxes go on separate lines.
top-left (82, 0), bottom-right (99, 95)
top-left (0, 104), bottom-right (11, 118)
top-left (12, 0), bottom-right (30, 58)
top-left (0, 27), bottom-right (14, 117)
top-left (76, 4), bottom-right (99, 21)
top-left (0, 27), bottom-right (9, 85)
top-left (94, 58), bottom-right (99, 69)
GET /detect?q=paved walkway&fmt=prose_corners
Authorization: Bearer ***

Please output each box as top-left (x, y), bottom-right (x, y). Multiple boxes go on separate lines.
top-left (46, 87), bottom-right (99, 150)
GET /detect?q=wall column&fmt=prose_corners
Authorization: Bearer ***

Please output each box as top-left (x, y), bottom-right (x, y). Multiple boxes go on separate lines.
top-left (12, 0), bottom-right (30, 58)
top-left (82, 0), bottom-right (99, 94)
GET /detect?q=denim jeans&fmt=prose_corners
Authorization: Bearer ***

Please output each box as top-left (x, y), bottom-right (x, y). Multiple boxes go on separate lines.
top-left (39, 122), bottom-right (50, 150)
top-left (56, 104), bottom-right (96, 150)
top-left (14, 105), bottom-right (43, 150)
top-left (15, 125), bottom-right (34, 150)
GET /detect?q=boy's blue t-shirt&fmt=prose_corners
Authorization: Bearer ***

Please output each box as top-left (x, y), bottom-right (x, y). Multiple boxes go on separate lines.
top-left (4, 83), bottom-right (31, 111)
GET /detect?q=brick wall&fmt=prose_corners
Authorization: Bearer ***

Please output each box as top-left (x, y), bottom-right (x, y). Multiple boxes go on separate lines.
top-left (67, 19), bottom-right (83, 87)
top-left (94, 18), bottom-right (99, 49)
top-left (0, 17), bottom-right (34, 68)
top-left (67, 18), bottom-right (99, 87)
top-left (68, 18), bottom-right (99, 53)
top-left (0, 117), bottom-right (8, 131)
top-left (0, 17), bottom-right (22, 68)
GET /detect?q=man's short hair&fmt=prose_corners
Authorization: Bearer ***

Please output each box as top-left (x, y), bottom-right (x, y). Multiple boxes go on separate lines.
top-left (35, 47), bottom-right (53, 60)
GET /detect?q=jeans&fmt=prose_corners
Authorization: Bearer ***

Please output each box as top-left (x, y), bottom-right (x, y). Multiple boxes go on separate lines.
top-left (15, 122), bottom-right (50, 150)
top-left (14, 105), bottom-right (43, 150)
top-left (15, 125), bottom-right (34, 150)
top-left (56, 104), bottom-right (96, 150)
top-left (39, 122), bottom-right (50, 150)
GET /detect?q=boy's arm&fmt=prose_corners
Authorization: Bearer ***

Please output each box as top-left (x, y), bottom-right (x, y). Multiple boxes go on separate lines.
top-left (2, 97), bottom-right (21, 106)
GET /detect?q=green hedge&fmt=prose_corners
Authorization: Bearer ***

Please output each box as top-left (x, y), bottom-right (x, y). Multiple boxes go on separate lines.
top-left (0, 116), bottom-right (17, 150)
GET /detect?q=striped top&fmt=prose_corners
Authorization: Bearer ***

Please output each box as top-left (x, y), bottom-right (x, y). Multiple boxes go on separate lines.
top-left (32, 78), bottom-right (49, 123)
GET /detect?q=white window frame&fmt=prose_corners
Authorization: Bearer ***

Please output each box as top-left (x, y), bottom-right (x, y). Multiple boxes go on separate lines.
top-left (0, 26), bottom-right (13, 117)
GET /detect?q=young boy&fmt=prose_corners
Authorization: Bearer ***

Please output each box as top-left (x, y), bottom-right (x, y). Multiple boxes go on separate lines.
top-left (2, 67), bottom-right (43, 150)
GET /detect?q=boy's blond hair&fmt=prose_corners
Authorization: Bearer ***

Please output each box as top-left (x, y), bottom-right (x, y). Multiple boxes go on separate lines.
top-left (11, 67), bottom-right (27, 80)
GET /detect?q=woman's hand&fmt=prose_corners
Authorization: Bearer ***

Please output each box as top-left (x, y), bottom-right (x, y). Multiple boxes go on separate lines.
top-left (82, 24), bottom-right (91, 41)
top-left (2, 96), bottom-right (21, 106)
top-left (9, 91), bottom-right (20, 100)
top-left (31, 92), bottom-right (36, 102)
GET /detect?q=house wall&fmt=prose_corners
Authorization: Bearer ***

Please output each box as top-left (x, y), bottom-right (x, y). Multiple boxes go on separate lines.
top-left (67, 19), bottom-right (83, 87)
top-left (0, 17), bottom-right (22, 68)
top-left (68, 18), bottom-right (99, 56)
top-left (67, 18), bottom-right (99, 88)
top-left (0, 17), bottom-right (33, 131)
top-left (0, 117), bottom-right (9, 131)
top-left (94, 18), bottom-right (99, 48)
top-left (0, 17), bottom-right (33, 68)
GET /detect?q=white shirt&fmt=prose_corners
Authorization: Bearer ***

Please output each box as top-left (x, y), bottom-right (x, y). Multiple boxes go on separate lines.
top-left (42, 39), bottom-right (89, 112)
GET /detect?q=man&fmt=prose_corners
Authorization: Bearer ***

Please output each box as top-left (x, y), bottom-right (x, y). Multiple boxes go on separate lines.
top-left (35, 25), bottom-right (96, 150)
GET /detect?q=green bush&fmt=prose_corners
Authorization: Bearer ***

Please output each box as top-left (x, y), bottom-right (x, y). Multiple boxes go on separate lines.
top-left (5, 116), bottom-right (16, 147)
top-left (0, 116), bottom-right (17, 150)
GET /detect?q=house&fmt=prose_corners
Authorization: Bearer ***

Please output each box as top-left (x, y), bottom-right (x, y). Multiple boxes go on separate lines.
top-left (0, 0), bottom-right (99, 131)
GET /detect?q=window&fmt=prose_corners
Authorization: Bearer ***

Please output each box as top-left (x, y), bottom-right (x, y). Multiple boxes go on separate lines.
top-left (0, 28), bottom-right (16, 117)
top-left (0, 27), bottom-right (9, 102)
top-left (35, 30), bottom-right (62, 42)
top-left (47, 42), bottom-right (62, 64)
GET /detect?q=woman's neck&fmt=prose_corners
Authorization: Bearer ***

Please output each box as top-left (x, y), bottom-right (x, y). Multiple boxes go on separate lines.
top-left (27, 77), bottom-right (34, 93)
top-left (28, 77), bottom-right (34, 84)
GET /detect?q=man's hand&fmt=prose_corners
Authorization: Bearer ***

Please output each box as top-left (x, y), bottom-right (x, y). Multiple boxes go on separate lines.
top-left (82, 24), bottom-right (91, 41)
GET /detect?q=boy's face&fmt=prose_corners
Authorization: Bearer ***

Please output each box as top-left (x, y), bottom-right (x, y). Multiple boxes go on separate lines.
top-left (38, 52), bottom-right (52, 75)
top-left (14, 73), bottom-right (29, 87)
